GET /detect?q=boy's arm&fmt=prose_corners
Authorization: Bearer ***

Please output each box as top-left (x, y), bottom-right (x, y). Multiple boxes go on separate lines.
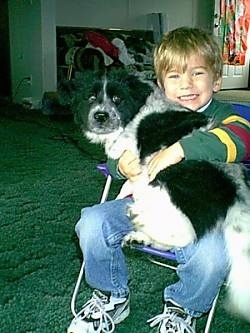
top-left (106, 150), bottom-right (142, 181)
top-left (147, 112), bottom-right (250, 181)
top-left (108, 103), bottom-right (250, 181)
top-left (179, 114), bottom-right (250, 163)
top-left (106, 158), bottom-right (125, 179)
top-left (147, 142), bottom-right (184, 181)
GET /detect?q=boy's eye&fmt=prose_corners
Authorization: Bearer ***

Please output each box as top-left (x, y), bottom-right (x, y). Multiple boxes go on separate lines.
top-left (192, 71), bottom-right (204, 76)
top-left (167, 73), bottom-right (180, 79)
top-left (192, 67), bottom-right (208, 76)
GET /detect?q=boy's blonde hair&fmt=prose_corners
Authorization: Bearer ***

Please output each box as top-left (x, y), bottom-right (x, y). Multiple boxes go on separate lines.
top-left (154, 27), bottom-right (223, 87)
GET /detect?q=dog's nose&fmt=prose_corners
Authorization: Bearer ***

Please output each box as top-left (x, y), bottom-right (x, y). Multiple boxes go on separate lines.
top-left (94, 111), bottom-right (109, 123)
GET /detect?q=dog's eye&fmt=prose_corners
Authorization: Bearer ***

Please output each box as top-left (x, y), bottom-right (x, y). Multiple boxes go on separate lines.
top-left (88, 95), bottom-right (96, 103)
top-left (112, 95), bottom-right (121, 104)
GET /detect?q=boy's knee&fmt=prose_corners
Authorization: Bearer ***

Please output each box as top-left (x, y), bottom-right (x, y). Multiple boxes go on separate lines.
top-left (75, 206), bottom-right (103, 240)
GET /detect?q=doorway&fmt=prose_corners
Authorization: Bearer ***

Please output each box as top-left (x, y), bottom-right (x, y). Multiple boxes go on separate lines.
top-left (214, 0), bottom-right (250, 89)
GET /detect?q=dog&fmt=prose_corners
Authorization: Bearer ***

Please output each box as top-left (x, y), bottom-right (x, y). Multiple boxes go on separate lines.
top-left (68, 68), bottom-right (250, 322)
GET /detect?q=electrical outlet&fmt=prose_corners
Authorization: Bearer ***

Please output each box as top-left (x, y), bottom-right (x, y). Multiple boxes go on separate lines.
top-left (22, 97), bottom-right (33, 109)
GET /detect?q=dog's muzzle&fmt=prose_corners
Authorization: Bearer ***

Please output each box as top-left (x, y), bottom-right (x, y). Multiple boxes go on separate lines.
top-left (87, 103), bottom-right (121, 134)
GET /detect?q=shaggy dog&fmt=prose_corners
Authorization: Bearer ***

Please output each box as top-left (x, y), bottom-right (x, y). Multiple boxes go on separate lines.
top-left (69, 68), bottom-right (250, 321)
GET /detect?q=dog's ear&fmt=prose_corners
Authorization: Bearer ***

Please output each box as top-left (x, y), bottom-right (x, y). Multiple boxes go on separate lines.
top-left (124, 74), bottom-right (154, 106)
top-left (58, 69), bottom-right (102, 106)
top-left (107, 67), bottom-right (154, 104)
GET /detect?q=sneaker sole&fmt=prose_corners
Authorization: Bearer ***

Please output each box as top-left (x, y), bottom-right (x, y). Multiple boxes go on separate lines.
top-left (114, 305), bottom-right (130, 324)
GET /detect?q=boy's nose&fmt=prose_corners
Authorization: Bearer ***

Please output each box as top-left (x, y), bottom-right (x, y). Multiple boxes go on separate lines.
top-left (180, 73), bottom-right (193, 89)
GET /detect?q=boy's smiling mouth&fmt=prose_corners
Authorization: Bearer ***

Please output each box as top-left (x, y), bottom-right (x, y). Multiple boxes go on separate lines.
top-left (178, 94), bottom-right (199, 101)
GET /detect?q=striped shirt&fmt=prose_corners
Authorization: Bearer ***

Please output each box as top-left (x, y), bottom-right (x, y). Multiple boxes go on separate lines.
top-left (180, 99), bottom-right (250, 163)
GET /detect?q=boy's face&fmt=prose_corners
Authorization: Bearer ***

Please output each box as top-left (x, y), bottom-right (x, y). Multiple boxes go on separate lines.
top-left (161, 54), bottom-right (222, 111)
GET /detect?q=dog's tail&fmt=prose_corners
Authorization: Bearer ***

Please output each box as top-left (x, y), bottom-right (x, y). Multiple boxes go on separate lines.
top-left (224, 200), bottom-right (250, 322)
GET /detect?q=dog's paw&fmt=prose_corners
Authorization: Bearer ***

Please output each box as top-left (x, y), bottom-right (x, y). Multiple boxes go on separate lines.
top-left (122, 231), bottom-right (151, 247)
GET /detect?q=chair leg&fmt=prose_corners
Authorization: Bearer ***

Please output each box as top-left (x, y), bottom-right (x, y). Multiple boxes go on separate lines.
top-left (204, 291), bottom-right (220, 333)
top-left (70, 262), bottom-right (85, 317)
top-left (100, 175), bottom-right (112, 203)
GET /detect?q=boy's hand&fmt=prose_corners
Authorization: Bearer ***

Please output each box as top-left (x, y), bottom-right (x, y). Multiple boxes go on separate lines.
top-left (118, 150), bottom-right (142, 182)
top-left (147, 142), bottom-right (184, 181)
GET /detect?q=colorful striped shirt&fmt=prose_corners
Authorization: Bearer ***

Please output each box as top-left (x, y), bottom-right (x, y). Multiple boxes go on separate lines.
top-left (179, 99), bottom-right (250, 163)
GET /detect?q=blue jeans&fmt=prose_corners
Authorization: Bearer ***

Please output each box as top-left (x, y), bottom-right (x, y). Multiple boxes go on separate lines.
top-left (75, 197), bottom-right (230, 317)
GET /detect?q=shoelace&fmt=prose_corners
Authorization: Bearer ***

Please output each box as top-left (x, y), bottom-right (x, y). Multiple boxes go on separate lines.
top-left (76, 292), bottom-right (115, 333)
top-left (147, 310), bottom-right (195, 333)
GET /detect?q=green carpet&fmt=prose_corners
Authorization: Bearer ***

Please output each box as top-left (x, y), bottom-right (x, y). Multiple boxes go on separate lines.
top-left (0, 103), bottom-right (249, 332)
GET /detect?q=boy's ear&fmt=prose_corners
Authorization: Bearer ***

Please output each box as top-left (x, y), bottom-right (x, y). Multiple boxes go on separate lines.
top-left (213, 76), bottom-right (222, 92)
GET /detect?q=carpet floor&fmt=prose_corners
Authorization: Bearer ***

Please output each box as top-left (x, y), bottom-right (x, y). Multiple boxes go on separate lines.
top-left (0, 102), bottom-right (249, 333)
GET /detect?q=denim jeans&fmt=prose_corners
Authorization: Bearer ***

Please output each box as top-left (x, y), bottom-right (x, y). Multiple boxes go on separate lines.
top-left (75, 197), bottom-right (230, 317)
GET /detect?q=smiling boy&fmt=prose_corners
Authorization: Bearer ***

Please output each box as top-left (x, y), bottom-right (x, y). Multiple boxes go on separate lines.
top-left (69, 27), bottom-right (250, 333)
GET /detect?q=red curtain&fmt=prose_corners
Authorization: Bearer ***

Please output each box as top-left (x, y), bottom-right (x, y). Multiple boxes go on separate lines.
top-left (220, 0), bottom-right (250, 65)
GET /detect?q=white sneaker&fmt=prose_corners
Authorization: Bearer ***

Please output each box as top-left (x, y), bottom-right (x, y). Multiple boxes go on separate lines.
top-left (147, 300), bottom-right (196, 333)
top-left (67, 289), bottom-right (130, 333)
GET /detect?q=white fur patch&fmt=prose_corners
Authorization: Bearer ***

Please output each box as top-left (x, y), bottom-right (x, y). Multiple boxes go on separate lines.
top-left (123, 172), bottom-right (196, 250)
top-left (224, 201), bottom-right (250, 321)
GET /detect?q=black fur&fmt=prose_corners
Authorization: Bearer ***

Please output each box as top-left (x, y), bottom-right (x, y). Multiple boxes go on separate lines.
top-left (154, 161), bottom-right (237, 237)
top-left (137, 110), bottom-right (237, 238)
top-left (138, 111), bottom-right (209, 161)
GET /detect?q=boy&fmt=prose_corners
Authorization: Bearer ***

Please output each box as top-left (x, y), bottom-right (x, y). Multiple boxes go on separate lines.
top-left (69, 27), bottom-right (250, 333)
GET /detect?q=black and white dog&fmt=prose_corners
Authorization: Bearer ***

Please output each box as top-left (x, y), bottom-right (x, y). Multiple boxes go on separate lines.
top-left (69, 68), bottom-right (250, 321)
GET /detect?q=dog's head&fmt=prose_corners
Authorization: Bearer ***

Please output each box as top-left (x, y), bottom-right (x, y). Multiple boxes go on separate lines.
top-left (63, 68), bottom-right (154, 145)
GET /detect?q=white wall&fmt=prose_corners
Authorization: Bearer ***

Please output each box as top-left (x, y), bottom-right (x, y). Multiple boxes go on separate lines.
top-left (9, 0), bottom-right (42, 105)
top-left (9, 0), bottom-right (56, 106)
top-left (56, 0), bottom-right (194, 31)
top-left (41, 0), bottom-right (56, 94)
top-left (9, 0), bottom-right (214, 106)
